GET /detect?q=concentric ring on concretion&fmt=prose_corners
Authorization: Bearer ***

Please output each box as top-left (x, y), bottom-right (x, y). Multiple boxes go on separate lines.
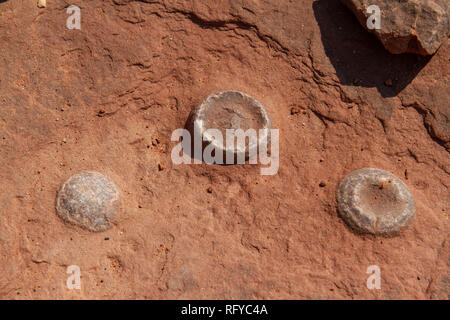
top-left (56, 171), bottom-right (121, 232)
top-left (192, 90), bottom-right (272, 159)
top-left (337, 168), bottom-right (415, 235)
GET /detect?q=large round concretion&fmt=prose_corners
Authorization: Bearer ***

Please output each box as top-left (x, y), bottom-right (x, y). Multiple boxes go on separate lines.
top-left (191, 91), bottom-right (272, 161)
top-left (337, 168), bottom-right (415, 236)
top-left (56, 171), bottom-right (121, 232)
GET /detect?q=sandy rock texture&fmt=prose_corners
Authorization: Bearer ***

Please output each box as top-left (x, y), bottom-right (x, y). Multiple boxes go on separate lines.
top-left (341, 0), bottom-right (449, 56)
top-left (0, 0), bottom-right (448, 299)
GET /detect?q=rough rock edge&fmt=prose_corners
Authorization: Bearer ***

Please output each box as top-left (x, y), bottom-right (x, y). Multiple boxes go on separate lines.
top-left (340, 0), bottom-right (449, 55)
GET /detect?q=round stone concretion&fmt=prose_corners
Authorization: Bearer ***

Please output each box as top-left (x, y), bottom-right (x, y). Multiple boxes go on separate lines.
top-left (193, 91), bottom-right (272, 159)
top-left (56, 171), bottom-right (121, 232)
top-left (337, 168), bottom-right (415, 235)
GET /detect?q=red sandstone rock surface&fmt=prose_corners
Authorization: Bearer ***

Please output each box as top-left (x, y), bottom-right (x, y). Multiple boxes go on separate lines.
top-left (341, 0), bottom-right (449, 55)
top-left (0, 0), bottom-right (448, 299)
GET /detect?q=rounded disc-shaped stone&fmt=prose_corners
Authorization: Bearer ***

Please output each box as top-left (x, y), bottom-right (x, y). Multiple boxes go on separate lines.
top-left (192, 90), bottom-right (272, 159)
top-left (56, 171), bottom-right (121, 232)
top-left (337, 168), bottom-right (415, 235)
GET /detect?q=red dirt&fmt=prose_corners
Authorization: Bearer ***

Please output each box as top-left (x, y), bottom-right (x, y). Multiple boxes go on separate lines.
top-left (0, 0), bottom-right (448, 299)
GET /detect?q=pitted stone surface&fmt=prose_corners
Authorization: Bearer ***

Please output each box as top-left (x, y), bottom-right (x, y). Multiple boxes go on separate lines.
top-left (192, 91), bottom-right (272, 160)
top-left (337, 168), bottom-right (416, 235)
top-left (56, 171), bottom-right (121, 232)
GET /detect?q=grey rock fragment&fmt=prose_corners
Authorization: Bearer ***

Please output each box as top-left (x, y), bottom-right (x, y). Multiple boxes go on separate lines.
top-left (56, 171), bottom-right (121, 232)
top-left (191, 91), bottom-right (272, 163)
top-left (337, 168), bottom-right (415, 235)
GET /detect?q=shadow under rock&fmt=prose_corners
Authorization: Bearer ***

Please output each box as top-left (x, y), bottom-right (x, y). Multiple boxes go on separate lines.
top-left (313, 0), bottom-right (431, 98)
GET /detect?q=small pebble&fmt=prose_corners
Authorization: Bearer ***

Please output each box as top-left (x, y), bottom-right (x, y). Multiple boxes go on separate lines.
top-left (192, 91), bottom-right (272, 161)
top-left (337, 168), bottom-right (415, 236)
top-left (290, 106), bottom-right (301, 115)
top-left (37, 0), bottom-right (46, 8)
top-left (56, 171), bottom-right (121, 232)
